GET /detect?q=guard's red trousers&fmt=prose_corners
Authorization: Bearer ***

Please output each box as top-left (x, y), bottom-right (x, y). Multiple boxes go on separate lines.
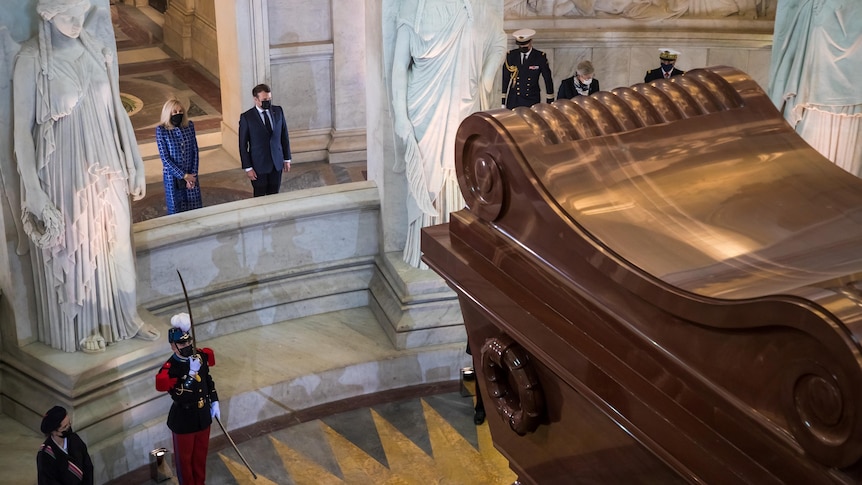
top-left (172, 426), bottom-right (210, 485)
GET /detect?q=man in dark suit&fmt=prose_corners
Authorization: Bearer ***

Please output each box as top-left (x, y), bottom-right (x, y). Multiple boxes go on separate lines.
top-left (644, 48), bottom-right (685, 82)
top-left (239, 84), bottom-right (292, 196)
top-left (502, 29), bottom-right (554, 109)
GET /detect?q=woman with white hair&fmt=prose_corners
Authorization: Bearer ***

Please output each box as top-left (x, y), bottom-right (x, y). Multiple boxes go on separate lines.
top-left (12, 0), bottom-right (157, 352)
top-left (557, 59), bottom-right (600, 99)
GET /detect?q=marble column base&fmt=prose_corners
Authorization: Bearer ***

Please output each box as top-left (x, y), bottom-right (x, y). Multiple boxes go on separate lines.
top-left (329, 128), bottom-right (368, 164)
top-left (369, 251), bottom-right (466, 350)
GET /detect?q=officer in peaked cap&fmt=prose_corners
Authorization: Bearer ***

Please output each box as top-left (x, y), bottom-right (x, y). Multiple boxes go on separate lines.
top-left (502, 28), bottom-right (555, 109)
top-left (644, 48), bottom-right (685, 82)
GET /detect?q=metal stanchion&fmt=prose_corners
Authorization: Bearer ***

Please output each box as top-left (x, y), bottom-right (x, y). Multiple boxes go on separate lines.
top-left (149, 447), bottom-right (173, 482)
top-left (460, 366), bottom-right (476, 397)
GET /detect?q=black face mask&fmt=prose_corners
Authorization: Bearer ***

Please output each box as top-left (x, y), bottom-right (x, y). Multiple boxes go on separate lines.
top-left (170, 113), bottom-right (184, 127)
top-left (260, 99), bottom-right (272, 110)
top-left (519, 46), bottom-right (529, 53)
top-left (178, 345), bottom-right (194, 358)
top-left (60, 427), bottom-right (73, 438)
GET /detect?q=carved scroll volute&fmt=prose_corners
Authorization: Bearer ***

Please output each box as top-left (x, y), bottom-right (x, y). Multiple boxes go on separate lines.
top-left (456, 113), bottom-right (510, 222)
top-left (781, 360), bottom-right (862, 467)
top-left (481, 334), bottom-right (545, 435)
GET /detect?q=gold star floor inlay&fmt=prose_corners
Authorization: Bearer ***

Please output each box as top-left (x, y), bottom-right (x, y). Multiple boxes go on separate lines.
top-left (205, 392), bottom-right (515, 484)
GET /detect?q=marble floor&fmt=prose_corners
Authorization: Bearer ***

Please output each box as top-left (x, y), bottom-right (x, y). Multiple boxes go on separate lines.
top-left (132, 155), bottom-right (368, 222)
top-left (107, 386), bottom-right (513, 485)
top-left (0, 5), bottom-right (516, 485)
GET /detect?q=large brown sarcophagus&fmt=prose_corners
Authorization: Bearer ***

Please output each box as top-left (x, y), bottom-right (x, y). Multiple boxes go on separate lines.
top-left (422, 66), bottom-right (862, 484)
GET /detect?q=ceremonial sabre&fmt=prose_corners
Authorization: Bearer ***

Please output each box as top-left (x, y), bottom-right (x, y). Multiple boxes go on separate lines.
top-left (176, 270), bottom-right (258, 480)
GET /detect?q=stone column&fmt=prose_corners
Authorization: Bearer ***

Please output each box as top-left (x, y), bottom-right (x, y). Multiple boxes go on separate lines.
top-left (365, 0), bottom-right (465, 350)
top-left (214, 0), bottom-right (269, 162)
top-left (330, 0), bottom-right (367, 163)
top-left (163, 0), bottom-right (194, 59)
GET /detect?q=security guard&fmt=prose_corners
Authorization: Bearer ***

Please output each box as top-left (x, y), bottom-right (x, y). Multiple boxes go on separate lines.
top-left (644, 48), bottom-right (685, 82)
top-left (502, 29), bottom-right (555, 109)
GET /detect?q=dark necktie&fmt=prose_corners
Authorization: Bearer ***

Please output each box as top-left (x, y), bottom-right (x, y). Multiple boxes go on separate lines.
top-left (521, 53), bottom-right (526, 65)
top-left (263, 109), bottom-right (272, 134)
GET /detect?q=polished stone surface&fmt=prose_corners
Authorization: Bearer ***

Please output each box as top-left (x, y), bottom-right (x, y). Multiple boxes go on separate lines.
top-left (109, 388), bottom-right (515, 485)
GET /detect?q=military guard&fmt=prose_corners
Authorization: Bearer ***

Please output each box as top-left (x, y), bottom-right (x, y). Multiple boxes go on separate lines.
top-left (502, 29), bottom-right (555, 109)
top-left (644, 48), bottom-right (685, 82)
top-left (155, 313), bottom-right (220, 485)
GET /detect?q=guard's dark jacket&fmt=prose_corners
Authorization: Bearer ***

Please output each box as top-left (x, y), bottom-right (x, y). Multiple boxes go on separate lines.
top-left (155, 348), bottom-right (219, 434)
top-left (644, 66), bottom-right (685, 83)
top-left (502, 48), bottom-right (554, 108)
top-left (37, 433), bottom-right (93, 485)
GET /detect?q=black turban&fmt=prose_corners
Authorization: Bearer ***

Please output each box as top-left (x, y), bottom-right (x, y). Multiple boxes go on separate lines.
top-left (40, 406), bottom-right (67, 435)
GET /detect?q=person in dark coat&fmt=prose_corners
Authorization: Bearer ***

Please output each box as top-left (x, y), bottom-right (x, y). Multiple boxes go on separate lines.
top-left (36, 406), bottom-right (93, 485)
top-left (239, 83), bottom-right (292, 196)
top-left (644, 48), bottom-right (685, 82)
top-left (502, 28), bottom-right (555, 108)
top-left (155, 313), bottom-right (220, 485)
top-left (557, 60), bottom-right (600, 100)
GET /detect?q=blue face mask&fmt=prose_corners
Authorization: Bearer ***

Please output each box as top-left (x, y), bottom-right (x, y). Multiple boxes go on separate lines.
top-left (661, 63), bottom-right (674, 73)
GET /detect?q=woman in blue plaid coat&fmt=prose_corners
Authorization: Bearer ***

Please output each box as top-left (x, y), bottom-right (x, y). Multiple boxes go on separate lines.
top-left (156, 98), bottom-right (201, 214)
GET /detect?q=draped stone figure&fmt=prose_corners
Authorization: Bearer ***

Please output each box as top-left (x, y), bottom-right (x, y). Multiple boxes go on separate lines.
top-left (767, 0), bottom-right (862, 176)
top-left (11, 0), bottom-right (158, 352)
top-left (391, 0), bottom-right (506, 268)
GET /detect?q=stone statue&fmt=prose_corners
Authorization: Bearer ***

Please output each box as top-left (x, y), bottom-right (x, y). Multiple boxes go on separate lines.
top-left (767, 0), bottom-right (862, 176)
top-left (391, 0), bottom-right (506, 268)
top-left (10, 0), bottom-right (158, 352)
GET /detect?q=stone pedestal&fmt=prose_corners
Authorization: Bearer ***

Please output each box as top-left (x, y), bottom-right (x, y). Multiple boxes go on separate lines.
top-left (163, 0), bottom-right (194, 59)
top-left (370, 252), bottom-right (464, 350)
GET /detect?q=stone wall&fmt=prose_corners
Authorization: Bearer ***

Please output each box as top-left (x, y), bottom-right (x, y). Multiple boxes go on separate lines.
top-left (217, 0), bottom-right (367, 165)
top-left (163, 0), bottom-right (219, 78)
top-left (498, 18), bottom-right (774, 104)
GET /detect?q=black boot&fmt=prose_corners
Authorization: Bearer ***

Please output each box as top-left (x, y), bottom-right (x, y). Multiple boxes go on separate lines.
top-left (473, 406), bottom-right (486, 425)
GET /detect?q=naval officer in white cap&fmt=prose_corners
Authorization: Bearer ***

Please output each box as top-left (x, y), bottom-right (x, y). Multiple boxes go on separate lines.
top-left (502, 28), bottom-right (555, 108)
top-left (644, 48), bottom-right (685, 82)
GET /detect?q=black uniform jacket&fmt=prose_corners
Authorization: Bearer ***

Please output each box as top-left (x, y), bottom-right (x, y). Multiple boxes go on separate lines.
top-left (644, 67), bottom-right (685, 83)
top-left (37, 434), bottom-right (94, 485)
top-left (155, 348), bottom-right (219, 434)
top-left (557, 76), bottom-right (600, 100)
top-left (502, 48), bottom-right (554, 108)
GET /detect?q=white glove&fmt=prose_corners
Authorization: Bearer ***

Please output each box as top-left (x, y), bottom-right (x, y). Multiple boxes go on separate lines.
top-left (188, 355), bottom-right (201, 376)
top-left (211, 401), bottom-right (220, 420)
